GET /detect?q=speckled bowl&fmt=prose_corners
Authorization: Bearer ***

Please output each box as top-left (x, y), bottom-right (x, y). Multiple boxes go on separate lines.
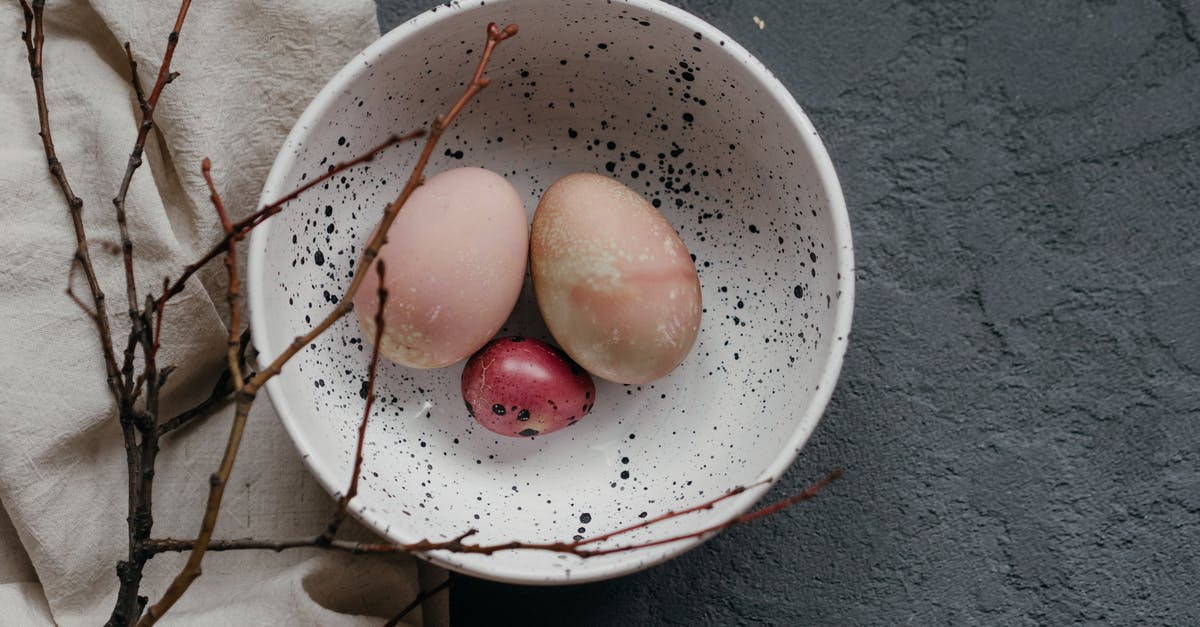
top-left (247, 0), bottom-right (853, 584)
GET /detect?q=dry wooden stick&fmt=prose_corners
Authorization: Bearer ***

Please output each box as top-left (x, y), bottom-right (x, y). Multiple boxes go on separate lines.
top-left (15, 5), bottom-right (163, 621)
top-left (124, 42), bottom-right (148, 112)
top-left (201, 158), bottom-right (244, 385)
top-left (252, 23), bottom-right (519, 388)
top-left (319, 262), bottom-right (388, 544)
top-left (575, 469), bottom-right (844, 558)
top-left (156, 344), bottom-right (243, 438)
top-left (115, 1), bottom-right (192, 400)
top-left (145, 531), bottom-right (473, 555)
top-left (159, 131), bottom-right (424, 306)
top-left (151, 278), bottom-right (167, 363)
top-left (572, 479), bottom-right (772, 547)
top-left (141, 470), bottom-right (842, 560)
top-left (103, 2), bottom-right (196, 622)
top-left (156, 372), bottom-right (231, 437)
top-left (137, 23), bottom-right (520, 626)
top-left (383, 577), bottom-right (453, 627)
top-left (66, 258), bottom-right (98, 317)
top-left (17, 0), bottom-right (122, 398)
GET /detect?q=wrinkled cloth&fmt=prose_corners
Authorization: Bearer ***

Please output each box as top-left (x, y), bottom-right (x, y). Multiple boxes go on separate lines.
top-left (0, 1), bottom-right (446, 625)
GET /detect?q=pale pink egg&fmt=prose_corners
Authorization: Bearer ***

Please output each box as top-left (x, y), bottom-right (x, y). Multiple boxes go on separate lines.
top-left (530, 173), bottom-right (702, 384)
top-left (355, 167), bottom-right (527, 368)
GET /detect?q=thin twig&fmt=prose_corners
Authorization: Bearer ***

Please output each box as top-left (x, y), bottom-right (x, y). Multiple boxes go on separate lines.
top-left (104, 3), bottom-right (194, 624)
top-left (156, 369), bottom-right (235, 437)
top-left (577, 469), bottom-right (844, 558)
top-left (19, 0), bottom-right (123, 398)
top-left (124, 42), bottom-right (147, 113)
top-left (154, 327), bottom-right (248, 439)
top-left (319, 262), bottom-right (387, 544)
top-left (382, 577), bottom-right (452, 627)
top-left (115, 0), bottom-right (193, 399)
top-left (131, 373), bottom-right (147, 401)
top-left (573, 479), bottom-right (771, 547)
top-left (143, 470), bottom-right (841, 560)
top-left (139, 25), bottom-right (518, 625)
top-left (145, 535), bottom-right (466, 555)
top-left (201, 158), bottom-right (244, 385)
top-left (66, 258), bottom-right (98, 318)
top-left (120, 317), bottom-right (140, 398)
top-left (251, 24), bottom-right (518, 389)
top-left (160, 131), bottom-right (423, 306)
top-left (151, 278), bottom-right (167, 363)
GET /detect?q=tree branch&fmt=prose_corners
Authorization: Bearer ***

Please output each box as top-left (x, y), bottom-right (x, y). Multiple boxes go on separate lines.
top-left (155, 366), bottom-right (235, 438)
top-left (383, 577), bottom-right (452, 627)
top-left (124, 42), bottom-right (148, 113)
top-left (250, 23), bottom-right (518, 390)
top-left (115, 0), bottom-right (193, 399)
top-left (19, 0), bottom-right (123, 399)
top-left (105, 2), bottom-right (194, 624)
top-left (141, 470), bottom-right (842, 560)
top-left (319, 261), bottom-right (387, 544)
top-left (139, 25), bottom-right (518, 625)
top-left (159, 131), bottom-right (423, 306)
top-left (201, 158), bottom-right (244, 385)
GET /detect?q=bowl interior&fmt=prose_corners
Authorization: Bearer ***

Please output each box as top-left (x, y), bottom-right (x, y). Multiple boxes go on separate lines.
top-left (249, 0), bottom-right (852, 583)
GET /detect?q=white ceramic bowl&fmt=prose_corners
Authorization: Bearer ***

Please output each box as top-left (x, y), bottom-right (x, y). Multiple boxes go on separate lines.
top-left (248, 0), bottom-right (853, 584)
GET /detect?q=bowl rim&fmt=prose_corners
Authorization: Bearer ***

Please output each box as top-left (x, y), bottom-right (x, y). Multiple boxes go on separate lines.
top-left (247, 0), bottom-right (855, 585)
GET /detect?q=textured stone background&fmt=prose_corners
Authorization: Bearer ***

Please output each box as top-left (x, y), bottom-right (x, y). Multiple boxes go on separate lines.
top-left (377, 1), bottom-right (1200, 624)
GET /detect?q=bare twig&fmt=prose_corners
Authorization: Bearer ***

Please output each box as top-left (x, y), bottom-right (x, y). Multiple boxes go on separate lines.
top-left (573, 479), bottom-right (771, 547)
top-left (144, 533), bottom-right (473, 555)
top-left (115, 0), bottom-right (193, 399)
top-left (234, 130), bottom-right (427, 234)
top-left (160, 131), bottom-right (423, 306)
top-left (253, 23), bottom-right (519, 387)
top-left (576, 468), bottom-right (844, 558)
top-left (142, 470), bottom-right (842, 560)
top-left (124, 42), bottom-right (147, 113)
top-left (19, 0), bottom-right (123, 398)
top-left (319, 262), bottom-right (387, 544)
top-left (120, 323), bottom-right (140, 399)
top-left (156, 367), bottom-right (235, 437)
top-left (17, 5), bottom-right (162, 620)
top-left (66, 258), bottom-right (98, 318)
top-left (151, 278), bottom-right (167, 363)
top-left (131, 373), bottom-right (147, 401)
top-left (104, 2), bottom-right (194, 623)
top-left (154, 328), bottom-right (247, 440)
top-left (139, 25), bottom-right (518, 625)
top-left (382, 577), bottom-right (452, 627)
top-left (201, 158), bottom-right (244, 385)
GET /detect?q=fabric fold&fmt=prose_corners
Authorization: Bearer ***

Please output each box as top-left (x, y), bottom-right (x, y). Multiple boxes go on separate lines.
top-left (0, 1), bottom-right (446, 624)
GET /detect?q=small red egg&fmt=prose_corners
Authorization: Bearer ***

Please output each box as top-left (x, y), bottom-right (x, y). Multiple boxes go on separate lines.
top-left (461, 337), bottom-right (596, 438)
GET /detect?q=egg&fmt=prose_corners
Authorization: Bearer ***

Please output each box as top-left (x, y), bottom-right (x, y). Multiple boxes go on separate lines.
top-left (461, 336), bottom-right (596, 437)
top-left (530, 172), bottom-right (702, 384)
top-left (354, 167), bottom-right (527, 368)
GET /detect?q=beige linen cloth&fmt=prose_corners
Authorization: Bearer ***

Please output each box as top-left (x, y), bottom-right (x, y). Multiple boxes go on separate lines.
top-left (0, 1), bottom-right (447, 625)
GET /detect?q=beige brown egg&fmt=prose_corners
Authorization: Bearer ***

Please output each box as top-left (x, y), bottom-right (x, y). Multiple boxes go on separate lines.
top-left (354, 167), bottom-right (527, 368)
top-left (530, 172), bottom-right (702, 384)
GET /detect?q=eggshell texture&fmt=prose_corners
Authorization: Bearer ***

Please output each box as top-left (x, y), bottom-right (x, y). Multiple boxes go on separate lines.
top-left (354, 167), bottom-right (527, 368)
top-left (530, 172), bottom-right (702, 384)
top-left (461, 337), bottom-right (597, 437)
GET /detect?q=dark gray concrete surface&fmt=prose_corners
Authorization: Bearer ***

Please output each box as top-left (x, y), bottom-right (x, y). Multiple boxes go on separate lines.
top-left (377, 1), bottom-right (1200, 624)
